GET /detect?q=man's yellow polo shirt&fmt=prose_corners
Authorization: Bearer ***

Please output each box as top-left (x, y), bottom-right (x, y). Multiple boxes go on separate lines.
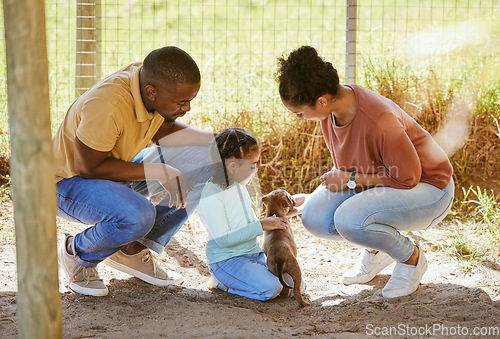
top-left (52, 62), bottom-right (165, 182)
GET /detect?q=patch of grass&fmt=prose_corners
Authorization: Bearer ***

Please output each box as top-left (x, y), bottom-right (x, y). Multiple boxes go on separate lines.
top-left (444, 185), bottom-right (500, 271)
top-left (467, 186), bottom-right (500, 236)
top-left (455, 78), bottom-right (500, 188)
top-left (453, 186), bottom-right (500, 245)
top-left (444, 229), bottom-right (478, 260)
top-left (440, 223), bottom-right (499, 274)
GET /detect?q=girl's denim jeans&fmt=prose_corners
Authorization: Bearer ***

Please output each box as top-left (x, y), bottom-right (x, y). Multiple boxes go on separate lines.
top-left (56, 145), bottom-right (213, 267)
top-left (209, 252), bottom-right (297, 301)
top-left (301, 179), bottom-right (454, 262)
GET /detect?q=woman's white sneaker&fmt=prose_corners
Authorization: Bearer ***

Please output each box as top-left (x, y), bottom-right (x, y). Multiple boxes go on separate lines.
top-left (342, 250), bottom-right (394, 285)
top-left (382, 242), bottom-right (428, 298)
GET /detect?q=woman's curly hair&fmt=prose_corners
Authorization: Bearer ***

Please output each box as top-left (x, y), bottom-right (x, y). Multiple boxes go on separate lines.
top-left (275, 45), bottom-right (340, 106)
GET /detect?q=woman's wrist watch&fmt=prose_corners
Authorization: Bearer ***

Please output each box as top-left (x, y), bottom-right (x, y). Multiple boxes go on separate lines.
top-left (347, 171), bottom-right (357, 189)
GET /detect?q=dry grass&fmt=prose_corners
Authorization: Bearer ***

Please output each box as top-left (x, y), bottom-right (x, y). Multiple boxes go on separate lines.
top-left (362, 61), bottom-right (500, 198)
top-left (0, 67), bottom-right (498, 203)
top-left (258, 120), bottom-right (329, 195)
top-left (0, 152), bottom-right (9, 185)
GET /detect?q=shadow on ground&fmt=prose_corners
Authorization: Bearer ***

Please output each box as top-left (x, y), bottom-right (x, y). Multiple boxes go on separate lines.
top-left (1, 279), bottom-right (500, 338)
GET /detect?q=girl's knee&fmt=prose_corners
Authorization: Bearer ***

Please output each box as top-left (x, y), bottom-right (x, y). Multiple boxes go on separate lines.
top-left (260, 279), bottom-right (283, 301)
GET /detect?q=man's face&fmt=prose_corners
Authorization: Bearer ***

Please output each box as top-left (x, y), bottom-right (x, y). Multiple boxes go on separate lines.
top-left (152, 82), bottom-right (200, 122)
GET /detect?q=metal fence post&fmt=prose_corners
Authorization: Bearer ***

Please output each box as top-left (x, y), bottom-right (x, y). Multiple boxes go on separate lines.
top-left (346, 0), bottom-right (357, 84)
top-left (76, 0), bottom-right (101, 97)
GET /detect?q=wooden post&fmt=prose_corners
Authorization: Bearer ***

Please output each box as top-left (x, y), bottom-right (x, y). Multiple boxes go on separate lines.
top-left (2, 0), bottom-right (62, 338)
top-left (76, 0), bottom-right (101, 97)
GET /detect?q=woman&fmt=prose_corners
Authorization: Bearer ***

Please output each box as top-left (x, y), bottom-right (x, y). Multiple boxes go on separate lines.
top-left (276, 46), bottom-right (454, 298)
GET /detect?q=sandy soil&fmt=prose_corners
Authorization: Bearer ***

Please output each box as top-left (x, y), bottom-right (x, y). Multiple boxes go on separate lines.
top-left (1, 196), bottom-right (500, 338)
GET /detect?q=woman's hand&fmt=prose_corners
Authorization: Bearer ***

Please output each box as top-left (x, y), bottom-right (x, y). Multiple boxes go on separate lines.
top-left (260, 215), bottom-right (288, 231)
top-left (286, 193), bottom-right (308, 217)
top-left (320, 169), bottom-right (351, 192)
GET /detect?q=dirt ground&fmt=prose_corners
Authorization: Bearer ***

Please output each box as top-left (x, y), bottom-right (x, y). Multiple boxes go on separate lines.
top-left (1, 196), bottom-right (500, 338)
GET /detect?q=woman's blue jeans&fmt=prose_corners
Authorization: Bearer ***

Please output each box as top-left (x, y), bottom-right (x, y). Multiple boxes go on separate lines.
top-left (301, 179), bottom-right (454, 262)
top-left (56, 145), bottom-right (213, 267)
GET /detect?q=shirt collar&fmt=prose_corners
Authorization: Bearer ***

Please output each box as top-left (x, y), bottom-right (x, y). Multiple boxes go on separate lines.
top-left (131, 63), bottom-right (156, 123)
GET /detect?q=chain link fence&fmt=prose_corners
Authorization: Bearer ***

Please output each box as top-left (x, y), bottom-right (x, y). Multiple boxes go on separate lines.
top-left (1, 0), bottom-right (499, 136)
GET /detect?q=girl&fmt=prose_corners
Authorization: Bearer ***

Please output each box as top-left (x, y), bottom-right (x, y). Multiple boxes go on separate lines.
top-left (276, 46), bottom-right (454, 298)
top-left (198, 127), bottom-right (293, 301)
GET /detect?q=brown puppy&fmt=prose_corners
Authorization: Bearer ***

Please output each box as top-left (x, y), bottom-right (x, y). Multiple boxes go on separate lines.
top-left (262, 189), bottom-right (310, 307)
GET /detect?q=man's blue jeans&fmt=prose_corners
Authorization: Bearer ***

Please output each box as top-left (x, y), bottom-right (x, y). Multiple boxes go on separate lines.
top-left (56, 145), bottom-right (213, 267)
top-left (301, 179), bottom-right (455, 263)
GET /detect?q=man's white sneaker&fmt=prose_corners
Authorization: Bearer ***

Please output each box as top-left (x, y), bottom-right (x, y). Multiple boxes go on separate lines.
top-left (342, 250), bottom-right (394, 285)
top-left (382, 242), bottom-right (428, 298)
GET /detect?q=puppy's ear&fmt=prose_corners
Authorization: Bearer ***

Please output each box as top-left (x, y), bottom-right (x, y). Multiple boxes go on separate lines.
top-left (261, 194), bottom-right (270, 206)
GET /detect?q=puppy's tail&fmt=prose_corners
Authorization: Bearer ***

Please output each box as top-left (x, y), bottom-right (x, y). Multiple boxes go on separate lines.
top-left (276, 259), bottom-right (292, 289)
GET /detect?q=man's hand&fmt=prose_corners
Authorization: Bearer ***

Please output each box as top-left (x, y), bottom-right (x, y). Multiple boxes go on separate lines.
top-left (75, 136), bottom-right (189, 209)
top-left (157, 165), bottom-right (188, 209)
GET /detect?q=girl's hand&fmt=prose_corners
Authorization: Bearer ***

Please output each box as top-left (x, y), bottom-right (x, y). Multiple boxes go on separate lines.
top-left (286, 193), bottom-right (308, 217)
top-left (319, 169), bottom-right (351, 192)
top-left (260, 215), bottom-right (288, 231)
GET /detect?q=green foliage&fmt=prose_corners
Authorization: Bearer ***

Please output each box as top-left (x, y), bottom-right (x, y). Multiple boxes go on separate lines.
top-left (450, 230), bottom-right (472, 258)
top-left (444, 185), bottom-right (500, 272)
top-left (466, 186), bottom-right (500, 236)
top-left (476, 79), bottom-right (500, 118)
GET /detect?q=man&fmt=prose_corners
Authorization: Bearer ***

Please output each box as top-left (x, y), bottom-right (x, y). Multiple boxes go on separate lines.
top-left (54, 46), bottom-right (215, 296)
